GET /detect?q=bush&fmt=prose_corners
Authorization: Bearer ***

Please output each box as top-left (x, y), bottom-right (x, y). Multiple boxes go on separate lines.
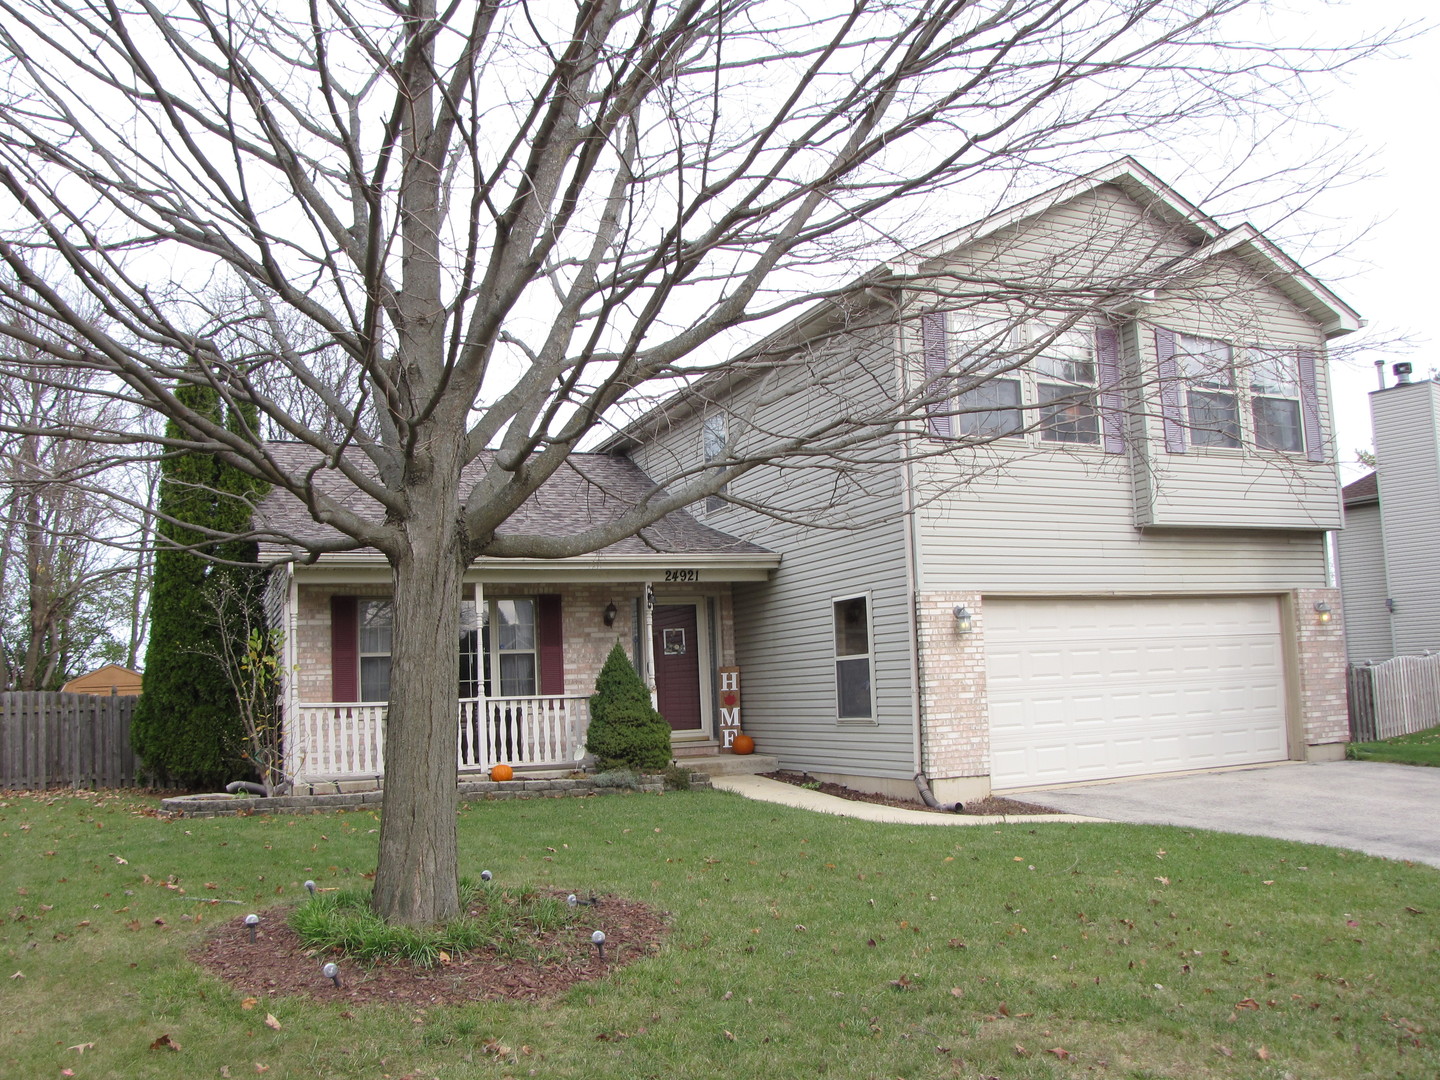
top-left (585, 642), bottom-right (671, 771)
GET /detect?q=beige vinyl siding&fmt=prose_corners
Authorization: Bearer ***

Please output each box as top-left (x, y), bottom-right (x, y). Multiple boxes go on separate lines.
top-left (1130, 263), bottom-right (1342, 530)
top-left (627, 330), bottom-right (918, 781)
top-left (1337, 501), bottom-right (1394, 662)
top-left (911, 450), bottom-right (1327, 593)
top-left (1371, 381), bottom-right (1440, 654)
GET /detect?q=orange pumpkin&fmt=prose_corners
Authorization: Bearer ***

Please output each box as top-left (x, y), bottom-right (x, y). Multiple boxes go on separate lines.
top-left (732, 734), bottom-right (755, 756)
top-left (489, 763), bottom-right (514, 782)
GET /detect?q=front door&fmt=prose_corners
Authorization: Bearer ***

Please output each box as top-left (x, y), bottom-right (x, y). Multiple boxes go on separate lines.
top-left (653, 603), bottom-right (704, 732)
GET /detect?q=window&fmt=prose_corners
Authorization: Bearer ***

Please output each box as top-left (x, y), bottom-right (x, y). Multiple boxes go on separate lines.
top-left (950, 317), bottom-right (1103, 444)
top-left (702, 414), bottom-right (728, 513)
top-left (1175, 334), bottom-right (1240, 448)
top-left (833, 595), bottom-right (873, 720)
top-left (1160, 329), bottom-right (1310, 455)
top-left (1033, 326), bottom-right (1099, 444)
top-left (481, 598), bottom-right (539, 697)
top-left (1249, 351), bottom-right (1304, 452)
top-left (358, 599), bottom-right (392, 702)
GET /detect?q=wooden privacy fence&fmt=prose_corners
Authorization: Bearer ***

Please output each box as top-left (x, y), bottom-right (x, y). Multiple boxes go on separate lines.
top-left (1348, 652), bottom-right (1440, 742)
top-left (0, 691), bottom-right (142, 789)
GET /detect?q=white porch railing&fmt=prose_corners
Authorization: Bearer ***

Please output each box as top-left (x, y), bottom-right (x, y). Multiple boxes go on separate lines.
top-left (287, 695), bottom-right (591, 782)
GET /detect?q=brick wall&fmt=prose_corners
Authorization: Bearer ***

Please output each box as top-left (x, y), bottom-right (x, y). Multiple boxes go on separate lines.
top-left (914, 591), bottom-right (989, 781)
top-left (1293, 586), bottom-right (1349, 750)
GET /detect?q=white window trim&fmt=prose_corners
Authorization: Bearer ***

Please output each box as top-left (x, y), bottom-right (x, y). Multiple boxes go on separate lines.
top-left (832, 591), bottom-right (877, 724)
top-left (950, 316), bottom-right (1103, 448)
top-left (1172, 332), bottom-right (1307, 455)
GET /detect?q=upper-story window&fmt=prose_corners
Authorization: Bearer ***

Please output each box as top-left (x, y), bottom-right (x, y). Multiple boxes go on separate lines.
top-left (702, 413), bottom-right (728, 513)
top-left (1175, 334), bottom-right (1240, 448)
top-left (1162, 330), bottom-right (1312, 455)
top-left (952, 319), bottom-right (1100, 445)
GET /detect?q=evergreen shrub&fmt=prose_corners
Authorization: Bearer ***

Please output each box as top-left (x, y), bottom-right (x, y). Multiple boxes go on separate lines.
top-left (584, 642), bottom-right (671, 772)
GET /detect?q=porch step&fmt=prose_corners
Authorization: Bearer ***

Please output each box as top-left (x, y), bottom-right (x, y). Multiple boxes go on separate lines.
top-left (671, 739), bottom-right (720, 758)
top-left (680, 753), bottom-right (779, 777)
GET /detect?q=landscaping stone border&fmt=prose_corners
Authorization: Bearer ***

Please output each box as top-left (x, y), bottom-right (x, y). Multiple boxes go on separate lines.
top-left (160, 771), bottom-right (710, 818)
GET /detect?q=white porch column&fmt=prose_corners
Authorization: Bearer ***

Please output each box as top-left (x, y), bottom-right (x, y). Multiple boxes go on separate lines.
top-left (642, 581), bottom-right (657, 708)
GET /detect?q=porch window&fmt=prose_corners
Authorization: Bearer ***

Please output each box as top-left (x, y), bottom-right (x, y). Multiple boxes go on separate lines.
top-left (482, 598), bottom-right (539, 697)
top-left (703, 413), bottom-right (728, 513)
top-left (358, 599), bottom-right (393, 702)
top-left (833, 594), bottom-right (874, 720)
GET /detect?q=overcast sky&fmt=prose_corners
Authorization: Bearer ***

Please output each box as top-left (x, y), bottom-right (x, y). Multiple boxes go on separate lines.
top-left (1299, 0), bottom-right (1438, 477)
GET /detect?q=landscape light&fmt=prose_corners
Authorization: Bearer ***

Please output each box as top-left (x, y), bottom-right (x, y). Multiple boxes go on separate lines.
top-left (244, 913), bottom-right (259, 943)
top-left (322, 962), bottom-right (342, 988)
top-left (591, 930), bottom-right (607, 961)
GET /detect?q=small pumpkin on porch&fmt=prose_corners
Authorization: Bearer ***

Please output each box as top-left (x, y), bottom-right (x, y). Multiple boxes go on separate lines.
top-left (489, 763), bottom-right (514, 782)
top-left (732, 734), bottom-right (755, 756)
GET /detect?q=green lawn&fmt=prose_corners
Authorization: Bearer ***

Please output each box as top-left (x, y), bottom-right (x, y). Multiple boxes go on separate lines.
top-left (3, 787), bottom-right (1439, 1080)
top-left (1347, 724), bottom-right (1440, 767)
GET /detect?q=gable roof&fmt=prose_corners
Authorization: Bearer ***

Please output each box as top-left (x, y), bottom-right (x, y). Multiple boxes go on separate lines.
top-left (600, 158), bottom-right (1362, 452)
top-left (1343, 471), bottom-right (1379, 507)
top-left (253, 442), bottom-right (773, 561)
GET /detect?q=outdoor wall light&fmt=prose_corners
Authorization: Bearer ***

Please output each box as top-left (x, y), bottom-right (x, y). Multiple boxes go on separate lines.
top-left (952, 605), bottom-right (974, 633)
top-left (1314, 601), bottom-right (1332, 625)
top-left (603, 602), bottom-right (618, 627)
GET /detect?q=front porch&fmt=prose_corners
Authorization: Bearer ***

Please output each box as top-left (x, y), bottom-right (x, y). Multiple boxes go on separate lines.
top-left (285, 693), bottom-right (592, 783)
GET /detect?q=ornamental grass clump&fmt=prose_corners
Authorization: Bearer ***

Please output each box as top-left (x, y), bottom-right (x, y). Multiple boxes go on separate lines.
top-left (585, 642), bottom-right (672, 771)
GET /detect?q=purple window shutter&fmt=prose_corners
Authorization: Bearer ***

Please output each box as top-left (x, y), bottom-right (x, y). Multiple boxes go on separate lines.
top-left (1096, 323), bottom-right (1125, 455)
top-left (537, 594), bottom-right (565, 695)
top-left (1297, 349), bottom-right (1324, 462)
top-left (330, 595), bottom-right (358, 702)
top-left (921, 313), bottom-right (952, 438)
top-left (1155, 328), bottom-right (1187, 454)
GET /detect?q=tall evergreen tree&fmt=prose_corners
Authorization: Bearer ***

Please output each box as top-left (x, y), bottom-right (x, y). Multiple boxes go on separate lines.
top-left (130, 382), bottom-right (268, 789)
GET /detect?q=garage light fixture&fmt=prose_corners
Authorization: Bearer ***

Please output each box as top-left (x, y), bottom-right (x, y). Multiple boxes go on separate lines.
top-left (1314, 601), bottom-right (1332, 625)
top-left (952, 605), bottom-right (974, 633)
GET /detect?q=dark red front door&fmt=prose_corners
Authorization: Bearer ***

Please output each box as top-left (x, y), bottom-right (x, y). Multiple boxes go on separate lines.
top-left (653, 604), bottom-right (702, 732)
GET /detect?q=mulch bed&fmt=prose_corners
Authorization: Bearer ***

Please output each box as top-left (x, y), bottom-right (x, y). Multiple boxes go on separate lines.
top-left (761, 771), bottom-right (1058, 816)
top-left (192, 891), bottom-right (669, 1008)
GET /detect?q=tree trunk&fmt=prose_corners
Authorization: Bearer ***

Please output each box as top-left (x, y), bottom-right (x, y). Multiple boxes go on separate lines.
top-left (370, 480), bottom-right (466, 925)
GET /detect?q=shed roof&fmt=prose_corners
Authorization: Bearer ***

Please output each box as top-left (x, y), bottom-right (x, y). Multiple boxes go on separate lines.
top-left (1342, 472), bottom-right (1379, 507)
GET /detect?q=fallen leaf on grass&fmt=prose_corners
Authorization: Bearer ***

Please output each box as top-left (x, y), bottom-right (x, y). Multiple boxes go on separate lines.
top-left (1013, 1044), bottom-right (1030, 1057)
top-left (1235, 998), bottom-right (1261, 1010)
top-left (1046, 1047), bottom-right (1071, 1059)
top-left (254, 1064), bottom-right (269, 1073)
top-left (8, 971), bottom-right (21, 980)
top-left (723, 1030), bottom-right (736, 1041)
top-left (264, 1013), bottom-right (281, 1031)
top-left (240, 997), bottom-right (258, 1010)
top-left (1215, 1045), bottom-right (1233, 1057)
top-left (949, 987), bottom-right (965, 998)
top-left (149, 1033), bottom-right (180, 1052)
top-left (1256, 1045), bottom-right (1272, 1060)
top-left (66, 1042), bottom-right (95, 1054)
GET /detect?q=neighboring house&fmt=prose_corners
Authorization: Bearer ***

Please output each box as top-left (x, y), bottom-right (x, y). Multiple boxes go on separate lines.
top-left (605, 159), bottom-right (1357, 801)
top-left (1337, 372), bottom-right (1440, 664)
top-left (256, 445), bottom-right (778, 785)
top-left (60, 664), bottom-right (143, 696)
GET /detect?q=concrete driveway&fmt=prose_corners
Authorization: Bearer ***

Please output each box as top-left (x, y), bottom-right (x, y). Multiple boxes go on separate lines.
top-left (1023, 760), bottom-right (1440, 869)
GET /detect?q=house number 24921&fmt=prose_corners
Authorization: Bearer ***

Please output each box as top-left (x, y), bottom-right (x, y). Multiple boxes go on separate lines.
top-left (663, 569), bottom-right (699, 582)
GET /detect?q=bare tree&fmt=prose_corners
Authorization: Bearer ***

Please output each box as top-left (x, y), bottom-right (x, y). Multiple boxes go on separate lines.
top-left (0, 0), bottom-right (1391, 922)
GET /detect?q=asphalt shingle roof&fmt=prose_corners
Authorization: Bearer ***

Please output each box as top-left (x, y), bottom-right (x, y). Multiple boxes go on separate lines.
top-left (1342, 472), bottom-right (1378, 506)
top-left (253, 442), bottom-right (772, 558)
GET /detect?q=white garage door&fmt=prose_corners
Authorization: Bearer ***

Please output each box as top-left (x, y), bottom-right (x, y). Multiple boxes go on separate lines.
top-left (986, 596), bottom-right (1290, 789)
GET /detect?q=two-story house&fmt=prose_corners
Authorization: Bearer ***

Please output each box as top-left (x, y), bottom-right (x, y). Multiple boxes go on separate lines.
top-left (604, 159), bottom-right (1358, 803)
top-left (264, 159), bottom-right (1357, 802)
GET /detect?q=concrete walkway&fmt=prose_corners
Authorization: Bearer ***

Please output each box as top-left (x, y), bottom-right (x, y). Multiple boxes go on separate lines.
top-left (708, 773), bottom-right (1095, 826)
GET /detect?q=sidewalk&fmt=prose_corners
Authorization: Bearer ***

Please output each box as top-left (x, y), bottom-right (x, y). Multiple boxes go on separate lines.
top-left (709, 773), bottom-right (1098, 826)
